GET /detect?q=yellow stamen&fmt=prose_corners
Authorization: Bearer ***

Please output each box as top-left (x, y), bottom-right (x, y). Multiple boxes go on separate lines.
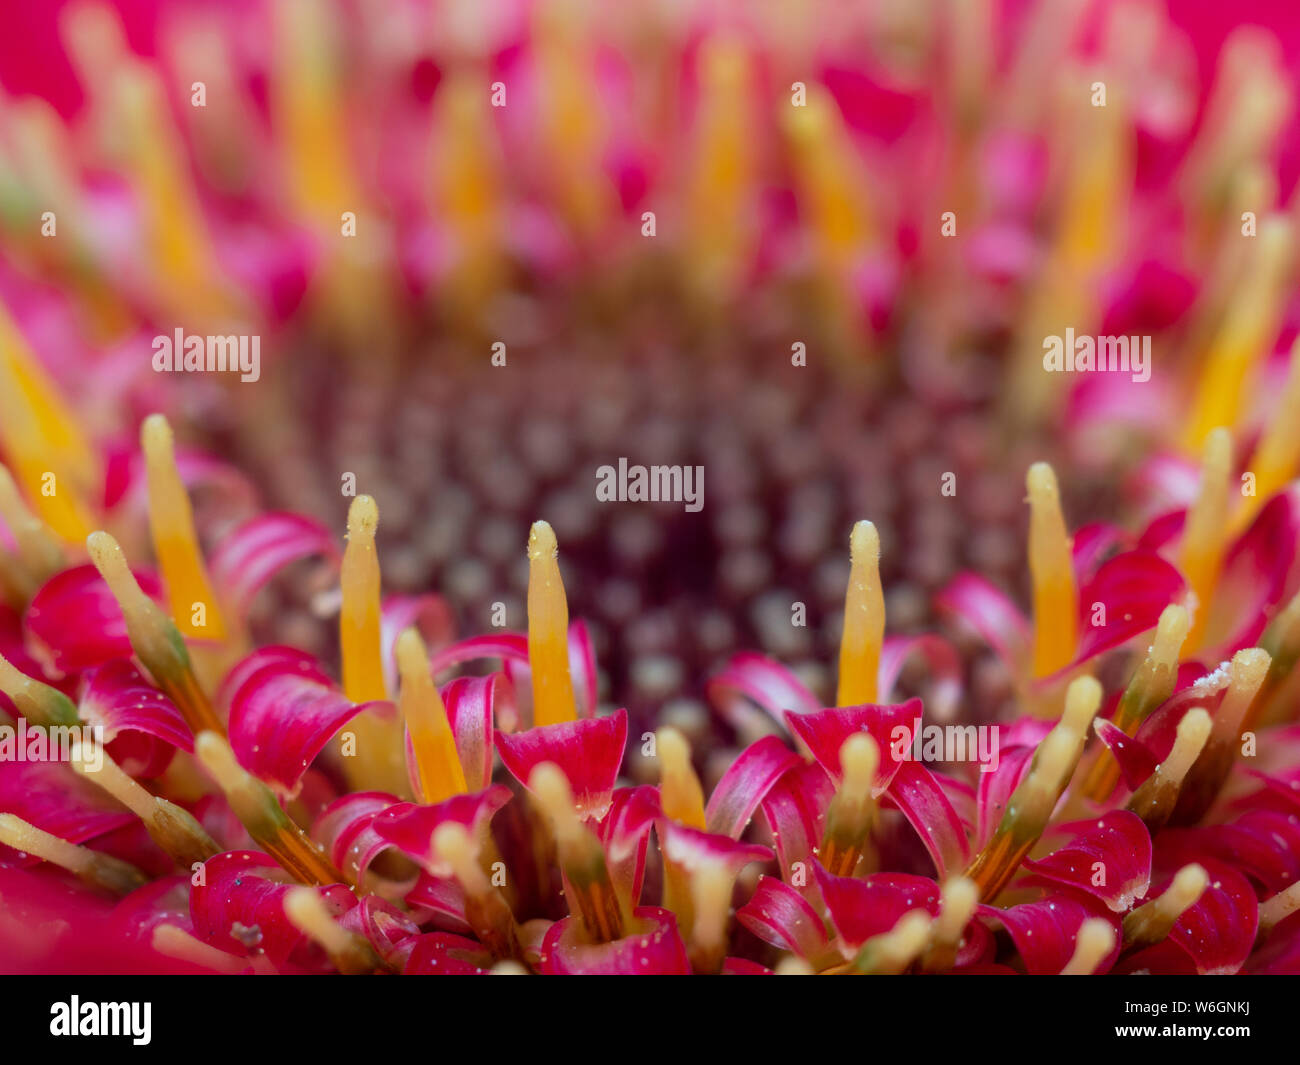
top-left (920, 875), bottom-right (978, 973)
top-left (283, 885), bottom-right (382, 974)
top-left (271, 0), bottom-right (358, 225)
top-left (820, 732), bottom-right (879, 876)
top-left (773, 955), bottom-right (815, 975)
top-left (527, 521), bottom-right (578, 727)
top-left (689, 863), bottom-right (734, 972)
top-left (1238, 337), bottom-right (1300, 533)
top-left (1080, 604), bottom-right (1190, 801)
top-left (836, 520), bottom-right (884, 705)
top-left (1027, 463), bottom-right (1078, 677)
top-left (69, 740), bottom-right (218, 868)
top-left (0, 812), bottom-right (144, 895)
top-left (195, 731), bottom-right (345, 887)
top-left (340, 495), bottom-right (386, 703)
top-left (1185, 220), bottom-right (1292, 450)
top-left (852, 911), bottom-right (932, 975)
top-left (1122, 863), bottom-right (1207, 953)
top-left (656, 726), bottom-right (707, 830)
top-left (396, 628), bottom-right (467, 804)
top-left (529, 763), bottom-right (625, 941)
top-left (1180, 428), bottom-right (1233, 650)
top-left (0, 651), bottom-right (79, 727)
top-left (966, 676), bottom-right (1099, 900)
top-left (0, 302), bottom-right (98, 540)
top-left (86, 530), bottom-right (224, 735)
top-left (141, 415), bottom-right (226, 640)
top-left (686, 39), bottom-right (754, 296)
top-left (151, 924), bottom-right (260, 974)
top-left (1061, 917), bottom-right (1116, 975)
top-left (0, 464), bottom-right (63, 586)
top-left (1126, 708), bottom-right (1210, 832)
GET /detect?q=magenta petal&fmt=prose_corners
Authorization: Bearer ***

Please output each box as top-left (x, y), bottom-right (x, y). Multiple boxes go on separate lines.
top-left (338, 895), bottom-right (421, 965)
top-left (404, 873), bottom-right (473, 933)
top-left (403, 931), bottom-right (495, 974)
top-left (1094, 719), bottom-right (1159, 792)
top-left (736, 875), bottom-right (831, 958)
top-left (25, 564), bottom-right (163, 672)
top-left (815, 864), bottom-right (941, 950)
top-left (760, 761), bottom-right (833, 880)
top-left (659, 820), bottom-right (772, 874)
top-left (428, 632), bottom-right (528, 677)
top-left (705, 735), bottom-right (802, 839)
top-left (228, 666), bottom-right (380, 797)
top-left (0, 760), bottom-right (133, 862)
top-left (1067, 549), bottom-right (1186, 667)
top-left (79, 659), bottom-right (192, 754)
top-left (785, 699), bottom-right (922, 797)
top-left (380, 593), bottom-right (454, 696)
top-left (878, 634), bottom-right (962, 718)
top-left (1162, 859), bottom-right (1259, 975)
top-left (438, 674), bottom-right (505, 794)
top-left (979, 894), bottom-right (1119, 975)
top-left (706, 651), bottom-right (820, 734)
top-left (218, 645), bottom-right (334, 707)
top-left (1071, 521), bottom-right (1128, 579)
top-left (883, 760), bottom-right (972, 878)
top-left (189, 850), bottom-right (353, 966)
top-left (567, 619), bottom-right (599, 719)
top-left (975, 745), bottom-right (1035, 849)
top-left (371, 785), bottom-right (512, 874)
top-left (496, 709), bottom-right (628, 819)
top-left (1204, 489), bottom-right (1300, 654)
top-left (208, 512), bottom-right (339, 620)
top-left (597, 785), bottom-right (661, 906)
top-left (311, 791), bottom-right (403, 885)
top-left (539, 907), bottom-right (691, 974)
top-left (1022, 811), bottom-right (1152, 912)
top-left (936, 573), bottom-right (1031, 674)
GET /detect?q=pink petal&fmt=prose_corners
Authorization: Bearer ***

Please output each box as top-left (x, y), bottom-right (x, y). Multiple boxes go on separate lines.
top-left (496, 709), bottom-right (628, 820)
top-left (706, 651), bottom-right (820, 734)
top-left (878, 634), bottom-right (962, 719)
top-left (227, 657), bottom-right (383, 796)
top-left (883, 760), bottom-right (972, 878)
top-left (372, 785), bottom-right (513, 876)
top-left (25, 564), bottom-right (163, 672)
top-left (438, 673), bottom-right (506, 794)
top-left (975, 745), bottom-right (1036, 849)
top-left (338, 895), bottom-right (421, 966)
top-left (403, 931), bottom-right (495, 974)
top-left (760, 761), bottom-right (833, 881)
top-left (736, 875), bottom-right (831, 958)
top-left (659, 820), bottom-right (772, 874)
top-left (539, 906), bottom-right (691, 974)
top-left (78, 659), bottom-right (192, 754)
top-left (1162, 859), bottom-right (1258, 975)
top-left (208, 512), bottom-right (339, 620)
top-left (189, 850), bottom-right (353, 966)
top-left (1093, 719), bottom-right (1159, 792)
top-left (428, 632), bottom-right (528, 677)
top-left (979, 894), bottom-right (1120, 975)
top-left (380, 593), bottom-right (454, 696)
top-left (705, 735), bottom-right (802, 839)
top-left (1066, 549), bottom-right (1186, 668)
top-left (1022, 812), bottom-right (1152, 912)
top-left (815, 864), bottom-right (941, 950)
top-left (1203, 489), bottom-right (1300, 655)
top-left (597, 785), bottom-right (661, 906)
top-left (0, 759), bottom-right (133, 863)
top-left (567, 619), bottom-right (599, 718)
top-left (936, 573), bottom-right (1031, 674)
top-left (785, 699), bottom-right (922, 796)
top-left (311, 791), bottom-right (404, 886)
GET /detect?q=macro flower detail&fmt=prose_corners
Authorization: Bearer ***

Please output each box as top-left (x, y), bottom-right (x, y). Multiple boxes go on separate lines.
top-left (0, 0), bottom-right (1299, 993)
